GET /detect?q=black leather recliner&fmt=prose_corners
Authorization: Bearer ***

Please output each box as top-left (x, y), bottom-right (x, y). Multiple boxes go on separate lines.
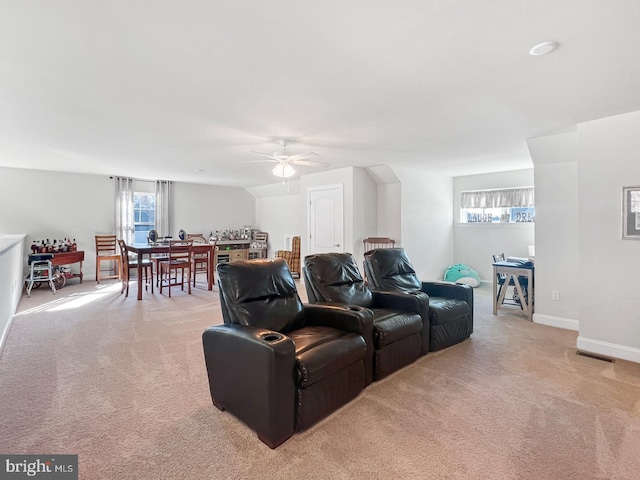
top-left (303, 252), bottom-right (427, 380)
top-left (363, 248), bottom-right (473, 352)
top-left (202, 258), bottom-right (373, 449)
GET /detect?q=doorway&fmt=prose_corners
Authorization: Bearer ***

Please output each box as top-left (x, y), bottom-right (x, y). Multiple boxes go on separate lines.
top-left (308, 184), bottom-right (344, 255)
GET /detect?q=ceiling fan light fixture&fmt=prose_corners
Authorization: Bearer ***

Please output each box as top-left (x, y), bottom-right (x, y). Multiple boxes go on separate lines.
top-left (272, 163), bottom-right (295, 178)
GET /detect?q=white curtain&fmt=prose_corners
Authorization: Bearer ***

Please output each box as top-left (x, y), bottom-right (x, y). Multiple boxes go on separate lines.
top-left (155, 180), bottom-right (171, 237)
top-left (114, 177), bottom-right (135, 244)
top-left (461, 186), bottom-right (535, 208)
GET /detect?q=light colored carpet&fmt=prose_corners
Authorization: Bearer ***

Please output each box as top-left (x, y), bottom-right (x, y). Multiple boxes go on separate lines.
top-left (1, 279), bottom-right (639, 480)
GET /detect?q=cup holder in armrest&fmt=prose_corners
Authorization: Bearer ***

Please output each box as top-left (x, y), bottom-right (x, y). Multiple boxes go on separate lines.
top-left (261, 333), bottom-right (284, 343)
top-left (347, 306), bottom-right (362, 311)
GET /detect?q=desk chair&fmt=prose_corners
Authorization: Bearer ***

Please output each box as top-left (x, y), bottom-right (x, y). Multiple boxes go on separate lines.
top-left (95, 235), bottom-right (121, 283)
top-left (493, 253), bottom-right (529, 308)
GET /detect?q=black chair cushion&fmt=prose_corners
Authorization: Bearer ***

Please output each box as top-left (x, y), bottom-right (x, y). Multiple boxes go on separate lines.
top-left (304, 253), bottom-right (374, 306)
top-left (370, 308), bottom-right (423, 347)
top-left (217, 259), bottom-right (305, 332)
top-left (362, 248), bottom-right (422, 291)
top-left (289, 326), bottom-right (366, 387)
top-left (428, 297), bottom-right (471, 325)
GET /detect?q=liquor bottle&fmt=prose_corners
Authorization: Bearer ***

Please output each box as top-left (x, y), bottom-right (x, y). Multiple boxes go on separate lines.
top-left (71, 239), bottom-right (77, 251)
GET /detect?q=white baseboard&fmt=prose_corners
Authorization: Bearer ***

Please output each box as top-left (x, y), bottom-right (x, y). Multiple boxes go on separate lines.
top-left (533, 313), bottom-right (579, 331)
top-left (577, 337), bottom-right (640, 364)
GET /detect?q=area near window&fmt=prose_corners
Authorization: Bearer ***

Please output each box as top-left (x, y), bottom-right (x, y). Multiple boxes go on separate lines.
top-left (460, 186), bottom-right (534, 223)
top-left (134, 192), bottom-right (156, 243)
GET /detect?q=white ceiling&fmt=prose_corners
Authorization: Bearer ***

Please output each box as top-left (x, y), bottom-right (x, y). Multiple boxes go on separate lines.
top-left (2, 1), bottom-right (640, 188)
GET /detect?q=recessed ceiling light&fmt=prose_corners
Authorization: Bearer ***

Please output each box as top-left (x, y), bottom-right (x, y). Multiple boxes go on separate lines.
top-left (529, 41), bottom-right (558, 56)
top-left (195, 169), bottom-right (205, 173)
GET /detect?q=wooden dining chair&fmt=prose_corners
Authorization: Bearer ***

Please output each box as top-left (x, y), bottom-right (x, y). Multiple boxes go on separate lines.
top-left (158, 240), bottom-right (193, 297)
top-left (118, 239), bottom-right (153, 297)
top-left (95, 235), bottom-right (121, 283)
top-left (187, 234), bottom-right (213, 287)
top-left (363, 237), bottom-right (395, 253)
top-left (362, 237), bottom-right (395, 283)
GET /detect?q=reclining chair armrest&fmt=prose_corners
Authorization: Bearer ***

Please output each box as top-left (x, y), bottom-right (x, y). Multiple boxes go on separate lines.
top-left (303, 304), bottom-right (375, 386)
top-left (372, 290), bottom-right (430, 319)
top-left (372, 290), bottom-right (431, 356)
top-left (420, 281), bottom-right (472, 303)
top-left (421, 282), bottom-right (473, 316)
top-left (202, 324), bottom-right (296, 449)
top-left (303, 303), bottom-right (374, 337)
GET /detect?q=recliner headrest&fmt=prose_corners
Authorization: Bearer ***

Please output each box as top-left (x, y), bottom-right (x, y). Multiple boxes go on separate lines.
top-left (217, 258), bottom-right (304, 332)
top-left (303, 252), bottom-right (373, 306)
top-left (363, 248), bottom-right (421, 291)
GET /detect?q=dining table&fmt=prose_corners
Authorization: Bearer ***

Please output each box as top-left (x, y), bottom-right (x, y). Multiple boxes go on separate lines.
top-left (126, 242), bottom-right (217, 300)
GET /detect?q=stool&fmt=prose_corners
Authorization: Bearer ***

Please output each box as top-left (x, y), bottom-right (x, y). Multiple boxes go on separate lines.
top-left (95, 235), bottom-right (121, 283)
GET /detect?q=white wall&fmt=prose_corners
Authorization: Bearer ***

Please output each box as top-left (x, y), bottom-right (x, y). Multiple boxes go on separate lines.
top-left (0, 235), bottom-right (25, 353)
top-left (250, 180), bottom-right (304, 255)
top-left (527, 132), bottom-right (579, 330)
top-left (352, 168), bottom-right (378, 262)
top-left (0, 167), bottom-right (115, 277)
top-left (0, 167), bottom-right (255, 279)
top-left (576, 111), bottom-right (640, 362)
top-left (252, 167), bottom-right (379, 270)
top-left (393, 167), bottom-right (454, 281)
top-left (453, 169), bottom-right (535, 282)
top-left (376, 182), bottom-right (402, 244)
top-left (529, 110), bottom-right (640, 363)
top-left (171, 181), bottom-right (255, 241)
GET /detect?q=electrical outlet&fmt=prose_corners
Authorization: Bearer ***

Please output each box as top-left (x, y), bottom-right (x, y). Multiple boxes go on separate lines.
top-left (551, 290), bottom-right (560, 301)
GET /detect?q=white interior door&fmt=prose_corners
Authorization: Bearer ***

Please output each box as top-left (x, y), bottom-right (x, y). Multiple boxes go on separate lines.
top-left (308, 184), bottom-right (343, 254)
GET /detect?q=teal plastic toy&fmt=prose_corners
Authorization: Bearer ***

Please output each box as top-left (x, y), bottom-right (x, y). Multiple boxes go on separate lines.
top-left (444, 263), bottom-right (480, 287)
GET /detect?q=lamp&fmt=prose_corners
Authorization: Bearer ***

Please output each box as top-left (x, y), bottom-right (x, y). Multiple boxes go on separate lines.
top-left (272, 162), bottom-right (295, 178)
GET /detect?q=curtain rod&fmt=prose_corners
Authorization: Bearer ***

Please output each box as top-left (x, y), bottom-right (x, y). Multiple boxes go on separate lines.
top-left (109, 176), bottom-right (172, 183)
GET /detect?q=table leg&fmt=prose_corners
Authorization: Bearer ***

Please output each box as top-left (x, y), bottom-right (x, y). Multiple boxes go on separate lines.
top-left (492, 265), bottom-right (498, 315)
top-left (137, 252), bottom-right (144, 301)
top-left (207, 247), bottom-right (214, 291)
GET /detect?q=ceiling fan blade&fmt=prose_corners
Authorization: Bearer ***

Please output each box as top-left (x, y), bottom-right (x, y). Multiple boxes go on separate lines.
top-left (242, 159), bottom-right (278, 163)
top-left (251, 151), bottom-right (280, 161)
top-left (288, 152), bottom-right (319, 161)
top-left (292, 159), bottom-right (330, 167)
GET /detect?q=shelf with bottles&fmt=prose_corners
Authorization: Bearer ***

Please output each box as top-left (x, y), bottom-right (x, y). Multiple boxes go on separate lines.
top-left (30, 238), bottom-right (78, 254)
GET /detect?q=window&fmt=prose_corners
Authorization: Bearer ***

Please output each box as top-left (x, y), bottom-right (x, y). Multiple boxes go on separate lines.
top-left (134, 192), bottom-right (156, 243)
top-left (460, 187), bottom-right (534, 223)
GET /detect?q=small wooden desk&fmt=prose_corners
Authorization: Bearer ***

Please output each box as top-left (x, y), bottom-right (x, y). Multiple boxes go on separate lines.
top-left (492, 261), bottom-right (534, 322)
top-left (126, 243), bottom-right (216, 300)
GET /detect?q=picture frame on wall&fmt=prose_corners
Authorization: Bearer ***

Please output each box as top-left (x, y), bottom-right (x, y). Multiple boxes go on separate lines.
top-left (622, 186), bottom-right (640, 239)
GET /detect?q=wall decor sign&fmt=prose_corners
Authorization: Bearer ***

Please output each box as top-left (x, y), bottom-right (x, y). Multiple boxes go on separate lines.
top-left (622, 186), bottom-right (640, 239)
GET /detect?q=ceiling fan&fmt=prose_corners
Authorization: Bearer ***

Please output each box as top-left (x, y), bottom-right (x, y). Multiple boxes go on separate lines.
top-left (251, 140), bottom-right (328, 179)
